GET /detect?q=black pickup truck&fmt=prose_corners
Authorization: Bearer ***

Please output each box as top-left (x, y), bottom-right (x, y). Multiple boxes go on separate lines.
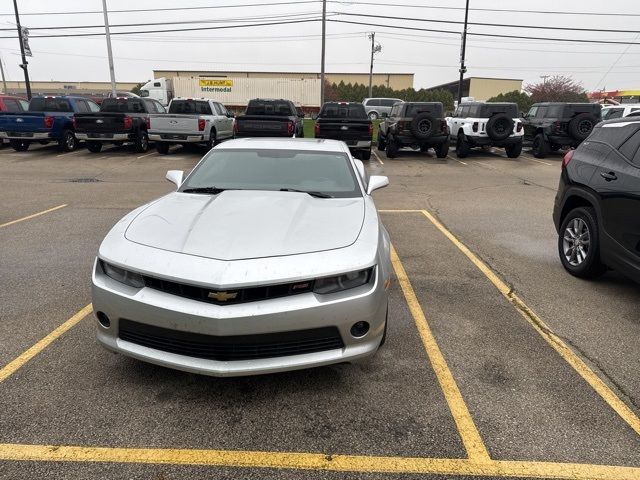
top-left (314, 102), bottom-right (373, 160)
top-left (235, 99), bottom-right (304, 138)
top-left (74, 97), bottom-right (166, 153)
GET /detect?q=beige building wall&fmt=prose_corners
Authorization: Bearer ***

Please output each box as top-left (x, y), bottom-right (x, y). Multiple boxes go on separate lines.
top-left (468, 78), bottom-right (523, 101)
top-left (3, 80), bottom-right (138, 95)
top-left (154, 70), bottom-right (414, 90)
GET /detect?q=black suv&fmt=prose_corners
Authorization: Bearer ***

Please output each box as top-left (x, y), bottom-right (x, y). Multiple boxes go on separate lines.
top-left (523, 102), bottom-right (601, 158)
top-left (377, 102), bottom-right (449, 159)
top-left (553, 117), bottom-right (640, 282)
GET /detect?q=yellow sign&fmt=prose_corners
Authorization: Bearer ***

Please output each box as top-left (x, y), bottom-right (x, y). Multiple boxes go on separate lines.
top-left (199, 79), bottom-right (234, 87)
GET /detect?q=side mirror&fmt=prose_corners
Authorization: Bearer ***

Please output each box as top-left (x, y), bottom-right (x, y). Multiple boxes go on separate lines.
top-left (311, 113), bottom-right (318, 120)
top-left (381, 112), bottom-right (389, 118)
top-left (166, 170), bottom-right (183, 188)
top-left (226, 112), bottom-right (235, 118)
top-left (367, 175), bottom-right (389, 195)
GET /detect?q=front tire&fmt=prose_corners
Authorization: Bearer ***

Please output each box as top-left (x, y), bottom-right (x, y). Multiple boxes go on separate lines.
top-left (385, 138), bottom-right (399, 159)
top-left (206, 129), bottom-right (217, 151)
top-left (532, 133), bottom-right (548, 158)
top-left (368, 111), bottom-right (379, 120)
top-left (10, 139), bottom-right (30, 151)
top-left (505, 141), bottom-right (522, 158)
top-left (456, 133), bottom-right (470, 158)
top-left (134, 130), bottom-right (149, 153)
top-left (156, 142), bottom-right (170, 155)
top-left (86, 141), bottom-right (102, 153)
top-left (558, 207), bottom-right (606, 278)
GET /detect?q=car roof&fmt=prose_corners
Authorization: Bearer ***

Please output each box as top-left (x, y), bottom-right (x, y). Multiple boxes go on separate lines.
top-left (214, 138), bottom-right (350, 153)
top-left (460, 101), bottom-right (517, 106)
top-left (399, 101), bottom-right (442, 105)
top-left (531, 102), bottom-right (597, 106)
top-left (599, 117), bottom-right (640, 127)
top-left (602, 103), bottom-right (640, 108)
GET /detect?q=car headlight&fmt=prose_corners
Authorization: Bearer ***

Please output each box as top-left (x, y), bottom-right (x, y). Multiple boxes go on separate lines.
top-left (313, 267), bottom-right (374, 295)
top-left (100, 260), bottom-right (145, 288)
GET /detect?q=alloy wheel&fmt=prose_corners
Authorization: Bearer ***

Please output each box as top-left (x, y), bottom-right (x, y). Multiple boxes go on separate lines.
top-left (562, 218), bottom-right (590, 266)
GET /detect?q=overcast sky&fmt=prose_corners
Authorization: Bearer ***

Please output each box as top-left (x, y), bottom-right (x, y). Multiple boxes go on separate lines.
top-left (0, 0), bottom-right (638, 92)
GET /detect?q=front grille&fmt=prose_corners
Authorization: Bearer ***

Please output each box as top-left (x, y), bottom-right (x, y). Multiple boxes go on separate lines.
top-left (119, 319), bottom-right (344, 361)
top-left (142, 275), bottom-right (314, 306)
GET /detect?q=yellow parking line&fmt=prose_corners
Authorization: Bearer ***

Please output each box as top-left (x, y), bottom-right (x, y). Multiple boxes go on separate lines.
top-left (413, 209), bottom-right (640, 437)
top-left (0, 304), bottom-right (93, 383)
top-left (372, 150), bottom-right (384, 165)
top-left (0, 443), bottom-right (639, 479)
top-left (390, 245), bottom-right (490, 461)
top-left (447, 155), bottom-right (467, 165)
top-left (0, 204), bottom-right (68, 229)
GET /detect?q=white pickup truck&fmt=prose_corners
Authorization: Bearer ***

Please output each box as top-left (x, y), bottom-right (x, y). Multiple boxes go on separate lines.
top-left (148, 98), bottom-right (235, 154)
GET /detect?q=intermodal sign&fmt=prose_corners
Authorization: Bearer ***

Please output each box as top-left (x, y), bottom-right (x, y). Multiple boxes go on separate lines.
top-left (199, 79), bottom-right (233, 92)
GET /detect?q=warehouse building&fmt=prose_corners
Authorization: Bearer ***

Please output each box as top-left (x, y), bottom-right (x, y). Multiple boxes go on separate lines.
top-left (1, 80), bottom-right (139, 97)
top-left (427, 77), bottom-right (523, 102)
top-left (153, 70), bottom-right (415, 90)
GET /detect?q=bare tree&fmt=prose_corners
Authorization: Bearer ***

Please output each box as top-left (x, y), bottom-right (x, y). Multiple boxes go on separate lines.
top-left (525, 75), bottom-right (589, 103)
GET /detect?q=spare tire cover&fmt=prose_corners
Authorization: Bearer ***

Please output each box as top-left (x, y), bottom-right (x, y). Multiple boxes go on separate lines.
top-left (486, 114), bottom-right (514, 141)
top-left (410, 112), bottom-right (436, 140)
top-left (568, 113), bottom-right (597, 140)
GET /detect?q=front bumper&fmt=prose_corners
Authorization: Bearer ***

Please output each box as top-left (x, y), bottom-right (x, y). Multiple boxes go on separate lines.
top-left (75, 133), bottom-right (131, 142)
top-left (149, 133), bottom-right (205, 143)
top-left (0, 131), bottom-right (52, 140)
top-left (92, 260), bottom-right (388, 377)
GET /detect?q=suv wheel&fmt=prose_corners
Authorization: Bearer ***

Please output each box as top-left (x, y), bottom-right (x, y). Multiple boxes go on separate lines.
top-left (505, 141), bottom-right (522, 158)
top-left (559, 207), bottom-right (606, 278)
top-left (568, 113), bottom-right (598, 141)
top-left (361, 148), bottom-right (372, 161)
top-left (435, 141), bottom-right (449, 158)
top-left (368, 111), bottom-right (379, 120)
top-left (385, 138), bottom-right (399, 159)
top-left (532, 133), bottom-right (548, 158)
top-left (377, 132), bottom-right (387, 151)
top-left (134, 130), bottom-right (149, 153)
top-left (10, 139), bottom-right (30, 152)
top-left (206, 129), bottom-right (217, 151)
top-left (456, 133), bottom-right (470, 158)
top-left (59, 129), bottom-right (78, 152)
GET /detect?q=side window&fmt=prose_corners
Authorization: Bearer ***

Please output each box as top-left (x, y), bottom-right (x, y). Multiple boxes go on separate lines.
top-left (211, 103), bottom-right (222, 115)
top-left (467, 105), bottom-right (479, 117)
top-left (547, 105), bottom-right (562, 117)
top-left (618, 129), bottom-right (640, 164)
top-left (381, 99), bottom-right (395, 107)
top-left (390, 104), bottom-right (401, 117)
top-left (527, 106), bottom-right (538, 118)
top-left (76, 100), bottom-right (90, 113)
top-left (454, 106), bottom-right (462, 117)
top-left (536, 106), bottom-right (548, 118)
top-left (3, 99), bottom-right (22, 112)
top-left (461, 106), bottom-right (470, 117)
top-left (218, 104), bottom-right (228, 116)
top-left (154, 101), bottom-right (166, 113)
top-left (19, 99), bottom-right (29, 110)
top-left (87, 100), bottom-right (101, 112)
top-left (606, 108), bottom-right (624, 120)
top-left (368, 99), bottom-right (381, 107)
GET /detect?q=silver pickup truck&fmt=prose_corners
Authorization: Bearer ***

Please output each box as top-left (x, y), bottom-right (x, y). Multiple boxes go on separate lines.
top-left (148, 98), bottom-right (235, 154)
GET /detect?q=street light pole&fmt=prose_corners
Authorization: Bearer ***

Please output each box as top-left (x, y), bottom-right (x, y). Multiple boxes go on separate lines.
top-left (368, 32), bottom-right (375, 98)
top-left (12, 0), bottom-right (31, 100)
top-left (0, 54), bottom-right (8, 94)
top-left (456, 0), bottom-right (470, 106)
top-left (320, 0), bottom-right (326, 105)
top-left (102, 0), bottom-right (117, 97)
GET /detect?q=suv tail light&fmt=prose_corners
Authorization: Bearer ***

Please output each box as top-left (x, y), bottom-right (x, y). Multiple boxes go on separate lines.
top-left (516, 121), bottom-right (523, 132)
top-left (472, 122), bottom-right (479, 133)
top-left (554, 121), bottom-right (564, 133)
top-left (123, 116), bottom-right (133, 130)
top-left (287, 121), bottom-right (295, 136)
top-left (145, 117), bottom-right (151, 130)
top-left (368, 123), bottom-right (373, 137)
top-left (562, 149), bottom-right (574, 169)
top-left (44, 116), bottom-right (54, 129)
top-left (440, 121), bottom-right (448, 134)
top-left (198, 118), bottom-right (206, 131)
top-left (397, 120), bottom-right (406, 133)
top-left (314, 122), bottom-right (320, 137)
top-left (72, 116), bottom-right (77, 130)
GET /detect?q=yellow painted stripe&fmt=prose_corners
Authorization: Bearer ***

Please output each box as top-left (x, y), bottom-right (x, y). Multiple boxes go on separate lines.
top-left (390, 245), bottom-right (490, 461)
top-left (0, 304), bottom-right (93, 383)
top-left (417, 209), bottom-right (640, 437)
top-left (372, 150), bottom-right (384, 165)
top-left (1, 444), bottom-right (639, 479)
top-left (0, 204), bottom-right (67, 229)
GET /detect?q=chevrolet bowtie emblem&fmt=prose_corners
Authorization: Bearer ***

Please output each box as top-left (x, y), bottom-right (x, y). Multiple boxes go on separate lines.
top-left (208, 291), bottom-right (238, 302)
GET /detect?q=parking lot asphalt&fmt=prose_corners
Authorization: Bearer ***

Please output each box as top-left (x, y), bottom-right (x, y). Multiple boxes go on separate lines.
top-left (0, 142), bottom-right (638, 479)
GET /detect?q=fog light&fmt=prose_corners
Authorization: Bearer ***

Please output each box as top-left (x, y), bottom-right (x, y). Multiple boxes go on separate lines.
top-left (350, 321), bottom-right (370, 338)
top-left (97, 311), bottom-right (111, 328)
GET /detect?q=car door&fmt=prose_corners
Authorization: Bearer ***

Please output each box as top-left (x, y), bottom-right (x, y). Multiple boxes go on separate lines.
top-left (523, 106), bottom-right (538, 140)
top-left (590, 127), bottom-right (640, 262)
top-left (214, 103), bottom-right (233, 138)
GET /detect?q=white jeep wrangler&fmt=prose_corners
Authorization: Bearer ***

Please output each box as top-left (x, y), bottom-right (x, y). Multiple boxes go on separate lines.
top-left (447, 102), bottom-right (524, 158)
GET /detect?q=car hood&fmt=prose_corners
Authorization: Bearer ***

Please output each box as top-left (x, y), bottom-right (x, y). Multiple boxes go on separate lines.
top-left (124, 190), bottom-right (365, 261)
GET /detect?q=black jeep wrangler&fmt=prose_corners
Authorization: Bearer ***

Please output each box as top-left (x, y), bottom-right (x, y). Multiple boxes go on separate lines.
top-left (377, 102), bottom-right (449, 159)
top-left (523, 102), bottom-right (601, 158)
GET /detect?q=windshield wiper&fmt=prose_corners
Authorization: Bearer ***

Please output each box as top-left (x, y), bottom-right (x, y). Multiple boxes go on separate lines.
top-left (182, 186), bottom-right (229, 195)
top-left (279, 188), bottom-right (333, 198)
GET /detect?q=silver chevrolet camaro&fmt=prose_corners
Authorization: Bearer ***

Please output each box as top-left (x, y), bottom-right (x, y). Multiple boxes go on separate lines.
top-left (92, 138), bottom-right (391, 376)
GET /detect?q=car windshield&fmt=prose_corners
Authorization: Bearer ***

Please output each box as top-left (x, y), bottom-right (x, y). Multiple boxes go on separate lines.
top-left (100, 99), bottom-right (145, 113)
top-left (320, 103), bottom-right (367, 119)
top-left (180, 149), bottom-right (362, 198)
top-left (480, 104), bottom-right (518, 117)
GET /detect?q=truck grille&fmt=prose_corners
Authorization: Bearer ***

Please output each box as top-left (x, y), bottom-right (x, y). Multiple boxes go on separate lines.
top-left (118, 319), bottom-right (344, 361)
top-left (142, 275), bottom-right (314, 305)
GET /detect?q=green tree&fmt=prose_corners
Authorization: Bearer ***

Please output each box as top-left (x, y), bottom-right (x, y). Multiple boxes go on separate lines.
top-left (329, 82), bottom-right (454, 110)
top-left (487, 90), bottom-right (533, 115)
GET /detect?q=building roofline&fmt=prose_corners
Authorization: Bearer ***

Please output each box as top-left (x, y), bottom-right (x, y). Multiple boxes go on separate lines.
top-left (426, 77), bottom-right (523, 90)
top-left (152, 70), bottom-right (415, 76)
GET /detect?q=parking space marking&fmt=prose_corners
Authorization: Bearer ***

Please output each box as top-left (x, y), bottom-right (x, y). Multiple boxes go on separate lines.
top-left (0, 443), bottom-right (639, 479)
top-left (382, 209), bottom-right (640, 437)
top-left (372, 150), bottom-right (384, 165)
top-left (55, 150), bottom-right (84, 158)
top-left (447, 155), bottom-right (467, 165)
top-left (520, 155), bottom-right (553, 166)
top-left (0, 304), bottom-right (92, 383)
top-left (0, 204), bottom-right (68, 229)
top-left (136, 152), bottom-right (156, 159)
top-left (390, 245), bottom-right (490, 462)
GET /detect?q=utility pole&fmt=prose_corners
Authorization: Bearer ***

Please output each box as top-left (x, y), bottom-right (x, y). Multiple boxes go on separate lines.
top-left (102, 0), bottom-right (117, 97)
top-left (0, 54), bottom-right (7, 94)
top-left (456, 0), bottom-right (470, 106)
top-left (540, 75), bottom-right (550, 84)
top-left (320, 0), bottom-right (326, 105)
top-left (368, 33), bottom-right (381, 98)
top-left (12, 0), bottom-right (31, 100)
